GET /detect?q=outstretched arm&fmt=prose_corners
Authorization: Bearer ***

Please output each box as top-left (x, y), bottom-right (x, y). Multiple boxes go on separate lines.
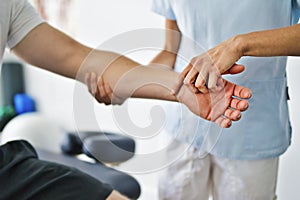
top-left (12, 22), bottom-right (250, 128)
top-left (79, 21), bottom-right (250, 128)
top-left (178, 23), bottom-right (300, 93)
top-left (12, 23), bottom-right (178, 101)
top-left (90, 19), bottom-right (181, 105)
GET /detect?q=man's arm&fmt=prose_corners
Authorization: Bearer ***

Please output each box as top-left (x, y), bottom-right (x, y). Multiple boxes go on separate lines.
top-left (12, 23), bottom-right (88, 80)
top-left (12, 22), bottom-right (250, 129)
top-left (89, 19), bottom-right (181, 105)
top-left (12, 23), bottom-right (178, 101)
top-left (179, 23), bottom-right (300, 93)
top-left (83, 21), bottom-right (250, 128)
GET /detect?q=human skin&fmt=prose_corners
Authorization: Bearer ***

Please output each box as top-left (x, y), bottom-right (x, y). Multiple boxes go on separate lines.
top-left (10, 22), bottom-right (252, 127)
top-left (11, 23), bottom-right (250, 128)
top-left (149, 20), bottom-right (249, 124)
top-left (10, 21), bottom-right (250, 124)
top-left (85, 19), bottom-right (251, 127)
top-left (176, 23), bottom-right (300, 93)
top-left (148, 20), bottom-right (249, 125)
top-left (11, 22), bottom-right (251, 199)
top-left (85, 56), bottom-right (250, 127)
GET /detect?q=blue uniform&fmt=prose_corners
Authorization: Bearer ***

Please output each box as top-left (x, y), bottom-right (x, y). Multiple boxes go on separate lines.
top-left (152, 0), bottom-right (300, 160)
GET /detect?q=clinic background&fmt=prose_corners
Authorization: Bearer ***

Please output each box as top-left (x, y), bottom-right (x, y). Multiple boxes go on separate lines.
top-left (4, 0), bottom-right (300, 199)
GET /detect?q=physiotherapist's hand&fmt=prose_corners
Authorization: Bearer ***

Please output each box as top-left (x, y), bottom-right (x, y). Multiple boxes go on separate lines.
top-left (176, 77), bottom-right (251, 128)
top-left (85, 72), bottom-right (125, 105)
top-left (173, 36), bottom-right (244, 94)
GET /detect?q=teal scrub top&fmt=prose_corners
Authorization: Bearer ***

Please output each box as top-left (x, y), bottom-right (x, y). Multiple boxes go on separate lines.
top-left (152, 0), bottom-right (300, 160)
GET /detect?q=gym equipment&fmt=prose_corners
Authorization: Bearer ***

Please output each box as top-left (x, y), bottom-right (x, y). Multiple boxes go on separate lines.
top-left (0, 113), bottom-right (141, 199)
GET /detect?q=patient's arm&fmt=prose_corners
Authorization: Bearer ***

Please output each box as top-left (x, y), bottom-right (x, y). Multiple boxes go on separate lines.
top-left (84, 20), bottom-right (181, 105)
top-left (12, 22), bottom-right (251, 128)
top-left (83, 20), bottom-right (250, 127)
top-left (11, 22), bottom-right (176, 100)
top-left (93, 63), bottom-right (250, 127)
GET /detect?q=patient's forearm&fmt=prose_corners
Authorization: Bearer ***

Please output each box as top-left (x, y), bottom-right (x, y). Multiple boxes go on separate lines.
top-left (80, 50), bottom-right (179, 102)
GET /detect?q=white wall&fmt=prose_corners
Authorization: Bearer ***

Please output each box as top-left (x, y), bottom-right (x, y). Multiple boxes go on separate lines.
top-left (277, 57), bottom-right (300, 199)
top-left (23, 1), bottom-right (300, 199)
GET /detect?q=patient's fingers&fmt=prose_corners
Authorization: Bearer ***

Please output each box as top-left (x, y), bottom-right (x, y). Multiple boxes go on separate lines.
top-left (215, 116), bottom-right (232, 128)
top-left (233, 85), bottom-right (252, 99)
top-left (230, 98), bottom-right (249, 111)
top-left (213, 107), bottom-right (240, 129)
top-left (224, 108), bottom-right (241, 121)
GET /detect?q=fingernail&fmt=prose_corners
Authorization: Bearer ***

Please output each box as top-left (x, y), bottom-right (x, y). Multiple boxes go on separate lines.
top-left (226, 119), bottom-right (232, 127)
top-left (243, 90), bottom-right (251, 98)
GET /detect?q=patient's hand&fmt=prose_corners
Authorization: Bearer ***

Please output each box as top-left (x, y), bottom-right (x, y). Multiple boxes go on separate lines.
top-left (177, 77), bottom-right (251, 128)
top-left (85, 72), bottom-right (251, 128)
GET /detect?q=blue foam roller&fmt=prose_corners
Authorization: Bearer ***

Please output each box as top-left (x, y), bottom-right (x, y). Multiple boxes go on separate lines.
top-left (14, 93), bottom-right (36, 114)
